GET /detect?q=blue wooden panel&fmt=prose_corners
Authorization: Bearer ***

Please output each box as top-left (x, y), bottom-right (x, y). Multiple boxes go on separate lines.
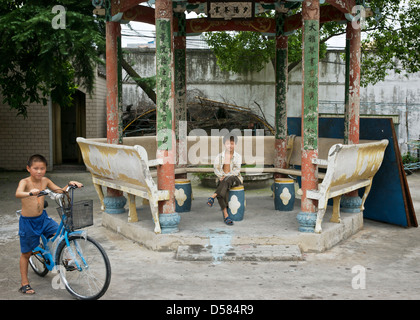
top-left (287, 117), bottom-right (416, 227)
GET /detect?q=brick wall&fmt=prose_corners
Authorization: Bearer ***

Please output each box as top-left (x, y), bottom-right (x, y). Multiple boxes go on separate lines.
top-left (86, 73), bottom-right (107, 139)
top-left (0, 70), bottom-right (107, 171)
top-left (0, 101), bottom-right (51, 171)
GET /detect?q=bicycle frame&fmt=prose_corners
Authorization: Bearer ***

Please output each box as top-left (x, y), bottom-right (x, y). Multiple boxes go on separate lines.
top-left (25, 186), bottom-right (111, 300)
top-left (31, 189), bottom-right (88, 272)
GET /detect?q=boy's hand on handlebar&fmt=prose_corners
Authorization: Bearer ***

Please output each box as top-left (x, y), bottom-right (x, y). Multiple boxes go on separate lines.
top-left (69, 181), bottom-right (83, 188)
top-left (28, 188), bottom-right (40, 196)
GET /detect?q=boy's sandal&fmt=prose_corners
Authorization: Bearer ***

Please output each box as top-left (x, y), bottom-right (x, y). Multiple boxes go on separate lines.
top-left (18, 284), bottom-right (35, 295)
top-left (207, 197), bottom-right (215, 207)
top-left (224, 216), bottom-right (234, 226)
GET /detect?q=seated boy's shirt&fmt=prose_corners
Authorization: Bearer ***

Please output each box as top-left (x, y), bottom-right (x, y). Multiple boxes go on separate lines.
top-left (213, 150), bottom-right (243, 184)
top-left (19, 210), bottom-right (58, 253)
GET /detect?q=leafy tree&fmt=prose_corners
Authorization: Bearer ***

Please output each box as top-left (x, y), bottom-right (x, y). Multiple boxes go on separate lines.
top-left (202, 27), bottom-right (328, 73)
top-left (361, 0), bottom-right (420, 86)
top-left (201, 8), bottom-right (329, 75)
top-left (0, 1), bottom-right (105, 117)
top-left (202, 31), bottom-right (275, 74)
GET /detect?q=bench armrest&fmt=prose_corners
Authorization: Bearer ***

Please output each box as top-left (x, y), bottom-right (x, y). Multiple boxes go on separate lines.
top-left (312, 158), bottom-right (328, 166)
top-left (148, 159), bottom-right (163, 167)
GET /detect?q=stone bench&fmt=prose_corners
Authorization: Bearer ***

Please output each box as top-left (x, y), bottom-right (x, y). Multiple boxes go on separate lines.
top-left (76, 137), bottom-right (170, 234)
top-left (306, 139), bottom-right (389, 233)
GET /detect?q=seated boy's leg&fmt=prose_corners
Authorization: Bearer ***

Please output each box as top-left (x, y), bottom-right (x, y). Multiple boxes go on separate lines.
top-left (216, 195), bottom-right (228, 211)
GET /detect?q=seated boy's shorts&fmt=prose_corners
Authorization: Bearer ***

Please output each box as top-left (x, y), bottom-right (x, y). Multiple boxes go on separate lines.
top-left (19, 210), bottom-right (59, 253)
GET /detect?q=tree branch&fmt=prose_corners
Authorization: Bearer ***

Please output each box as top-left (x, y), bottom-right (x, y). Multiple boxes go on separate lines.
top-left (121, 58), bottom-right (156, 104)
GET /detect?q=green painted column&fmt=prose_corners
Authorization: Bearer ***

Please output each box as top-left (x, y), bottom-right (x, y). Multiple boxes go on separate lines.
top-left (174, 11), bottom-right (188, 173)
top-left (296, 0), bottom-right (320, 233)
top-left (274, 13), bottom-right (288, 177)
top-left (155, 0), bottom-right (180, 233)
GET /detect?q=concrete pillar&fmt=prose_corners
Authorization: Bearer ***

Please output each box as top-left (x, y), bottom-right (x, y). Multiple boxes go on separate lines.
top-left (274, 16), bottom-right (289, 177)
top-left (342, 21), bottom-right (362, 212)
top-left (296, 0), bottom-right (320, 232)
top-left (104, 20), bottom-right (126, 214)
top-left (155, 0), bottom-right (180, 233)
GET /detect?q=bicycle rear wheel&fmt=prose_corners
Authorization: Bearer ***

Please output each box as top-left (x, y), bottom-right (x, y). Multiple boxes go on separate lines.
top-left (56, 235), bottom-right (111, 300)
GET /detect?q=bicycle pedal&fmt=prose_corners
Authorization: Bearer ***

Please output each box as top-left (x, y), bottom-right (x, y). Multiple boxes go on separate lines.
top-left (62, 259), bottom-right (77, 271)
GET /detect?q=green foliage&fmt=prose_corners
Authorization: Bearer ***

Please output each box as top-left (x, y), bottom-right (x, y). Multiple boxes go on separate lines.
top-left (202, 31), bottom-right (275, 74)
top-left (361, 0), bottom-right (420, 86)
top-left (202, 18), bottom-right (328, 75)
top-left (202, 1), bottom-right (420, 86)
top-left (0, 0), bottom-right (105, 117)
top-left (402, 152), bottom-right (418, 164)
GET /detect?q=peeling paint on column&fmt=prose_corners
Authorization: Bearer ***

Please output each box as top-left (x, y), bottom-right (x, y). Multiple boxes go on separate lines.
top-left (117, 34), bottom-right (123, 144)
top-left (174, 12), bottom-right (187, 173)
top-left (274, 28), bottom-right (288, 172)
top-left (300, 0), bottom-right (320, 215)
top-left (301, 149), bottom-right (318, 213)
top-left (275, 35), bottom-right (288, 141)
top-left (344, 22), bottom-right (361, 145)
top-left (302, 18), bottom-right (319, 150)
top-left (155, 0), bottom-right (177, 219)
top-left (343, 22), bottom-right (361, 200)
top-left (105, 19), bottom-right (125, 205)
top-left (174, 12), bottom-right (187, 140)
top-left (106, 21), bottom-right (121, 145)
top-left (155, 0), bottom-right (174, 151)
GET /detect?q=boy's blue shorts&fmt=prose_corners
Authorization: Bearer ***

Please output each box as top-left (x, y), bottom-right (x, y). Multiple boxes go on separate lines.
top-left (19, 210), bottom-right (59, 253)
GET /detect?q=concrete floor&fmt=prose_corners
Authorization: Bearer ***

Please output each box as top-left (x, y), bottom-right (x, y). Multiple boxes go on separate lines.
top-left (1, 169), bottom-right (419, 300)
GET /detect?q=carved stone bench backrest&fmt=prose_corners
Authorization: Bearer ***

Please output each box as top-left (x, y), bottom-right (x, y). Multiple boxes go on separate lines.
top-left (77, 138), bottom-right (156, 193)
top-left (321, 139), bottom-right (389, 191)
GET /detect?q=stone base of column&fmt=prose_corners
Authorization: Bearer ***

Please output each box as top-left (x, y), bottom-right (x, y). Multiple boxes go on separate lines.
top-left (104, 195), bottom-right (127, 214)
top-left (340, 195), bottom-right (362, 213)
top-left (296, 211), bottom-right (317, 233)
top-left (159, 212), bottom-right (181, 234)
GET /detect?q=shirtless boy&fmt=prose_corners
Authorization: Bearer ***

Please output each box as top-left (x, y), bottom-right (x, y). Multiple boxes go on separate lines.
top-left (15, 154), bottom-right (83, 294)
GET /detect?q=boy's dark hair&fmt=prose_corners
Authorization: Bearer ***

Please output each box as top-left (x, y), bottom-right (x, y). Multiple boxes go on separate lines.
top-left (27, 154), bottom-right (48, 167)
top-left (223, 134), bottom-right (238, 144)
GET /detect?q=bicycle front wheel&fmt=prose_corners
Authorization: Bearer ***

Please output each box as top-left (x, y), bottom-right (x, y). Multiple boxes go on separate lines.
top-left (56, 235), bottom-right (111, 300)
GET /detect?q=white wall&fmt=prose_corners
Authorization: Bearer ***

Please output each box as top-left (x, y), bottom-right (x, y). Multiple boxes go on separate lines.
top-left (123, 48), bottom-right (420, 154)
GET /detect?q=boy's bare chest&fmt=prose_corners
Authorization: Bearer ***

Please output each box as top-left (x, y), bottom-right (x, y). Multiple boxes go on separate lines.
top-left (223, 154), bottom-right (232, 173)
top-left (25, 179), bottom-right (47, 191)
top-left (223, 153), bottom-right (232, 164)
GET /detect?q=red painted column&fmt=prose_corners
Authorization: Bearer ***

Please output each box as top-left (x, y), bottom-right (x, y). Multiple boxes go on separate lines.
top-left (104, 20), bottom-right (126, 213)
top-left (342, 21), bottom-right (362, 211)
top-left (106, 21), bottom-right (121, 145)
top-left (347, 22), bottom-right (361, 145)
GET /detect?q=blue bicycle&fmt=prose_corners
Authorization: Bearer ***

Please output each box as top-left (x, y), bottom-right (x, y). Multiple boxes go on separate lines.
top-left (25, 186), bottom-right (111, 300)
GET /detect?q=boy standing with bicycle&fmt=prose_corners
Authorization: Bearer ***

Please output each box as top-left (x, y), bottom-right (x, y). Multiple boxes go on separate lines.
top-left (15, 154), bottom-right (83, 295)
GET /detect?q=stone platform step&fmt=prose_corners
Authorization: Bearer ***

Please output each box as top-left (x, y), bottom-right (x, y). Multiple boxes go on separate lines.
top-left (176, 244), bottom-right (303, 262)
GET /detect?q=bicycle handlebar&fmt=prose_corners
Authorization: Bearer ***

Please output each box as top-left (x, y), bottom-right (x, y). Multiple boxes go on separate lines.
top-left (30, 185), bottom-right (82, 199)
